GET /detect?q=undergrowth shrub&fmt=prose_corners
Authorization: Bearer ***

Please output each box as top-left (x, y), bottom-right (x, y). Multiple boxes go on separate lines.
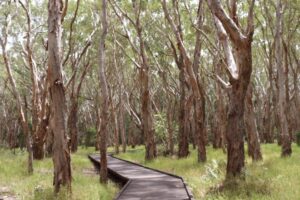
top-left (154, 112), bottom-right (168, 154)
top-left (201, 159), bottom-right (224, 183)
top-left (84, 127), bottom-right (97, 147)
top-left (154, 112), bottom-right (178, 155)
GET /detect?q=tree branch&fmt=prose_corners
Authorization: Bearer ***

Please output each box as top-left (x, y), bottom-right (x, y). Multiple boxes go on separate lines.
top-left (207, 0), bottom-right (246, 44)
top-left (246, 0), bottom-right (255, 39)
top-left (214, 16), bottom-right (239, 80)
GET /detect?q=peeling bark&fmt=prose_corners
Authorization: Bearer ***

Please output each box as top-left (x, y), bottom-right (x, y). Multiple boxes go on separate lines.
top-left (48, 0), bottom-right (72, 192)
top-left (275, 0), bottom-right (291, 157)
top-left (98, 0), bottom-right (109, 184)
top-left (208, 0), bottom-right (255, 178)
top-left (244, 84), bottom-right (263, 161)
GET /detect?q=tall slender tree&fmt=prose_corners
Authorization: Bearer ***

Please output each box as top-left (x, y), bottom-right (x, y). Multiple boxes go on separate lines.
top-left (275, 0), bottom-right (292, 157)
top-left (244, 84), bottom-right (263, 161)
top-left (98, 0), bottom-right (109, 184)
top-left (161, 0), bottom-right (206, 162)
top-left (48, 0), bottom-right (72, 192)
top-left (109, 0), bottom-right (157, 160)
top-left (0, 2), bottom-right (33, 174)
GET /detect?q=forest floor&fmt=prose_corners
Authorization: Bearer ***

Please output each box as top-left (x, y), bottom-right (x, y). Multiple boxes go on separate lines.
top-left (0, 144), bottom-right (299, 200)
top-left (116, 144), bottom-right (300, 200)
top-left (0, 147), bottom-right (117, 200)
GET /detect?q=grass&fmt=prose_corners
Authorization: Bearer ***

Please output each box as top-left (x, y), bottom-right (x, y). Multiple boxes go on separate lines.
top-left (117, 144), bottom-right (300, 200)
top-left (0, 147), bottom-right (117, 200)
top-left (0, 144), bottom-right (299, 200)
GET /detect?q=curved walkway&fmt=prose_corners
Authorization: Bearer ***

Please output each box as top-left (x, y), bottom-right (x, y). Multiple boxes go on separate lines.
top-left (89, 154), bottom-right (193, 200)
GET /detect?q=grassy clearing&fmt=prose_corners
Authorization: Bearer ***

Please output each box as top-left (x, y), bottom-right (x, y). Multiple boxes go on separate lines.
top-left (0, 144), bottom-right (299, 200)
top-left (117, 144), bottom-right (300, 200)
top-left (0, 147), bottom-right (117, 200)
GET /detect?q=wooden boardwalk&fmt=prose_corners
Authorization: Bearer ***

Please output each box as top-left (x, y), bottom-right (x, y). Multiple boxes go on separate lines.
top-left (89, 155), bottom-right (193, 200)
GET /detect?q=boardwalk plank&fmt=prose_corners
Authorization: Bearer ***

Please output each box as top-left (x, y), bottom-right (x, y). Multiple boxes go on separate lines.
top-left (89, 155), bottom-right (192, 200)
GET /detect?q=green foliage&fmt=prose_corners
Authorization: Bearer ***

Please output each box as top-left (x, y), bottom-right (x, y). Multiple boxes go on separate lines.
top-left (84, 127), bottom-right (97, 147)
top-left (154, 112), bottom-right (178, 154)
top-left (201, 159), bottom-right (225, 184)
top-left (154, 112), bottom-right (168, 151)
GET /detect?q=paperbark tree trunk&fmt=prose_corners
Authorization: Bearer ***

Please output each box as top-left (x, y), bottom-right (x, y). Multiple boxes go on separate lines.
top-left (262, 87), bottom-right (273, 143)
top-left (140, 58), bottom-right (157, 160)
top-left (291, 49), bottom-right (300, 133)
top-left (135, 8), bottom-right (157, 161)
top-left (68, 96), bottom-right (78, 152)
top-left (208, 0), bottom-right (255, 178)
top-left (178, 68), bottom-right (189, 158)
top-left (113, 35), bottom-right (127, 153)
top-left (68, 69), bottom-right (79, 153)
top-left (68, 61), bottom-right (90, 153)
top-left (193, 0), bottom-right (206, 163)
top-left (213, 57), bottom-right (226, 149)
top-left (167, 99), bottom-right (174, 155)
top-left (48, 0), bottom-right (72, 192)
top-left (33, 100), bottom-right (50, 159)
top-left (275, 0), bottom-right (292, 157)
top-left (98, 0), bottom-right (109, 184)
top-left (161, 0), bottom-right (206, 161)
top-left (0, 9), bottom-right (33, 174)
top-left (111, 97), bottom-right (120, 154)
top-left (244, 84), bottom-right (263, 161)
top-left (118, 90), bottom-right (127, 153)
top-left (18, 0), bottom-right (50, 160)
top-left (110, 0), bottom-right (157, 160)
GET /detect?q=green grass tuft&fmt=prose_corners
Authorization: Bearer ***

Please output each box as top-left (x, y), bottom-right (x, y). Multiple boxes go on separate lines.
top-left (0, 147), bottom-right (117, 200)
top-left (117, 144), bottom-right (300, 200)
top-left (1, 144), bottom-right (299, 200)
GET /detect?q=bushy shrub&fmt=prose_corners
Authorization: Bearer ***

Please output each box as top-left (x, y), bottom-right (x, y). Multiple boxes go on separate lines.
top-left (84, 127), bottom-right (97, 147)
top-left (154, 112), bottom-right (178, 155)
top-left (154, 112), bottom-right (168, 152)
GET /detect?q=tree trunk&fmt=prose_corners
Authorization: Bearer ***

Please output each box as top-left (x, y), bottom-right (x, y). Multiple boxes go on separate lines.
top-left (68, 97), bottom-right (78, 153)
top-left (193, 0), bottom-right (206, 162)
top-left (33, 103), bottom-right (50, 159)
top-left (208, 0), bottom-right (255, 179)
top-left (167, 100), bottom-right (174, 155)
top-left (119, 93), bottom-right (126, 153)
top-left (24, 95), bottom-right (34, 174)
top-left (225, 47), bottom-right (252, 178)
top-left (136, 15), bottom-right (157, 161)
top-left (244, 84), bottom-right (263, 161)
top-left (161, 0), bottom-right (206, 161)
top-left (68, 61), bottom-right (90, 153)
top-left (95, 114), bottom-right (100, 151)
top-left (68, 70), bottom-right (79, 153)
top-left (32, 76), bottom-right (50, 160)
top-left (111, 101), bottom-right (120, 154)
top-left (98, 0), bottom-right (109, 184)
top-left (213, 57), bottom-right (226, 149)
top-left (178, 69), bottom-right (189, 158)
top-left (0, 10), bottom-right (33, 174)
top-left (275, 0), bottom-right (291, 157)
top-left (140, 66), bottom-right (157, 160)
top-left (195, 93), bottom-right (206, 162)
top-left (48, 0), bottom-right (72, 192)
top-left (262, 87), bottom-right (273, 143)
